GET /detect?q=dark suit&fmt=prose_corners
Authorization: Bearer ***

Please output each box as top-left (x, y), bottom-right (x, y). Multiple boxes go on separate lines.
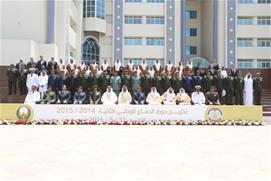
top-left (37, 60), bottom-right (47, 72)
top-left (133, 92), bottom-right (145, 104)
top-left (48, 74), bottom-right (58, 91)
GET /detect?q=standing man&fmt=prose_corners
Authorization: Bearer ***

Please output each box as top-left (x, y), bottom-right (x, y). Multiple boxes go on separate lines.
top-left (253, 73), bottom-right (263, 105)
top-left (110, 71), bottom-right (121, 96)
top-left (214, 70), bottom-right (224, 103)
top-left (38, 69), bottom-right (49, 99)
top-left (233, 70), bottom-right (244, 105)
top-left (131, 71), bottom-right (141, 93)
top-left (244, 73), bottom-right (253, 105)
top-left (26, 68), bottom-right (39, 92)
top-left (47, 57), bottom-right (58, 74)
top-left (224, 71), bottom-right (234, 105)
top-left (7, 64), bottom-right (19, 95)
top-left (37, 55), bottom-right (47, 73)
top-left (18, 65), bottom-right (28, 95)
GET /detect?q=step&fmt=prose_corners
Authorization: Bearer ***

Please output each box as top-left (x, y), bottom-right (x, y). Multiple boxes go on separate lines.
top-left (263, 112), bottom-right (271, 117)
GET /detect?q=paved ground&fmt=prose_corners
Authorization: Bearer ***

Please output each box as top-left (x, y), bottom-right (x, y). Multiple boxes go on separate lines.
top-left (0, 117), bottom-right (270, 181)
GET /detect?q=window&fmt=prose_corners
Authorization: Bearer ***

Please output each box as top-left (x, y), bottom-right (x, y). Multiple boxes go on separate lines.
top-left (124, 58), bottom-right (142, 65)
top-left (186, 28), bottom-right (197, 37)
top-left (237, 59), bottom-right (253, 68)
top-left (185, 46), bottom-right (197, 55)
top-left (186, 11), bottom-right (197, 19)
top-left (258, 0), bottom-right (271, 3)
top-left (146, 16), bottom-right (164, 24)
top-left (125, 0), bottom-right (142, 2)
top-left (96, 0), bottom-right (105, 19)
top-left (238, 17), bottom-right (253, 25)
top-left (146, 59), bottom-right (165, 66)
top-left (237, 38), bottom-right (253, 47)
top-left (146, 38), bottom-right (164, 46)
top-left (257, 17), bottom-right (271, 25)
top-left (238, 0), bottom-right (253, 3)
top-left (124, 37), bottom-right (142, 45)
top-left (82, 37), bottom-right (99, 64)
top-left (83, 0), bottom-right (105, 20)
top-left (257, 38), bottom-right (271, 47)
top-left (257, 59), bottom-right (271, 68)
top-left (147, 0), bottom-right (164, 3)
top-left (124, 16), bottom-right (142, 24)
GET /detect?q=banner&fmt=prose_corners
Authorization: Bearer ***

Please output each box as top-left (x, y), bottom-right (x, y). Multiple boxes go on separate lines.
top-left (0, 104), bottom-right (263, 122)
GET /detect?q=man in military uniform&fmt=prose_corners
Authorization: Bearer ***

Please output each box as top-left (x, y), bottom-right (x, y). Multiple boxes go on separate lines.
top-left (253, 72), bottom-right (263, 105)
top-left (7, 64), bottom-right (19, 95)
top-left (233, 70), bottom-right (244, 105)
top-left (213, 70), bottom-right (224, 103)
top-left (110, 71), bottom-right (121, 96)
top-left (89, 85), bottom-right (101, 104)
top-left (38, 86), bottom-right (56, 104)
top-left (224, 70), bottom-right (234, 105)
top-left (202, 71), bottom-right (213, 93)
top-left (171, 71), bottom-right (183, 94)
top-left (18, 64), bottom-right (28, 95)
top-left (140, 71), bottom-right (152, 96)
top-left (98, 70), bottom-right (110, 94)
top-left (206, 86), bottom-right (220, 105)
top-left (153, 72), bottom-right (162, 94)
top-left (121, 68), bottom-right (131, 91)
top-left (131, 71), bottom-right (141, 93)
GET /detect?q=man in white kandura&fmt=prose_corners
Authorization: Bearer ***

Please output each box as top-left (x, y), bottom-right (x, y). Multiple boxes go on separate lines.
top-left (26, 68), bottom-right (39, 92)
top-left (176, 88), bottom-right (191, 105)
top-left (38, 69), bottom-right (48, 99)
top-left (162, 87), bottom-right (176, 105)
top-left (101, 86), bottom-right (118, 105)
top-left (146, 87), bottom-right (162, 105)
top-left (114, 59), bottom-right (122, 72)
top-left (24, 85), bottom-right (40, 104)
top-left (118, 85), bottom-right (132, 105)
top-left (191, 85), bottom-right (205, 105)
top-left (244, 73), bottom-right (253, 105)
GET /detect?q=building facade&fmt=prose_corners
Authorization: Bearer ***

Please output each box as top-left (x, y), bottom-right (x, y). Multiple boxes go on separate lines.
top-left (1, 0), bottom-right (271, 68)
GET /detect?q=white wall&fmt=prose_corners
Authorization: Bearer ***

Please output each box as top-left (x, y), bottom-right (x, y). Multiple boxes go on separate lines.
top-left (0, 0), bottom-right (47, 43)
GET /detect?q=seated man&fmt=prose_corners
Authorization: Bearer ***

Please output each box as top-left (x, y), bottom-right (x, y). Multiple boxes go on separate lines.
top-left (118, 85), bottom-right (132, 105)
top-left (133, 87), bottom-right (145, 105)
top-left (39, 86), bottom-right (56, 104)
top-left (162, 87), bottom-right (176, 105)
top-left (191, 85), bottom-right (205, 105)
top-left (146, 87), bottom-right (162, 105)
top-left (57, 85), bottom-right (71, 104)
top-left (101, 86), bottom-right (117, 105)
top-left (73, 86), bottom-right (86, 104)
top-left (89, 85), bottom-right (101, 104)
top-left (24, 85), bottom-right (40, 104)
top-left (206, 86), bottom-right (220, 105)
top-left (176, 88), bottom-right (191, 105)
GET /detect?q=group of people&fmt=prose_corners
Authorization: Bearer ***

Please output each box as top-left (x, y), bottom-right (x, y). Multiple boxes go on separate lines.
top-left (6, 56), bottom-right (263, 105)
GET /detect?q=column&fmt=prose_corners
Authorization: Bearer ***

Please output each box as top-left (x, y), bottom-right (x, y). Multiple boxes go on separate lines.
top-left (47, 0), bottom-right (55, 43)
top-left (180, 0), bottom-right (186, 64)
top-left (226, 0), bottom-right (237, 68)
top-left (113, 0), bottom-right (123, 63)
top-left (166, 0), bottom-right (175, 64)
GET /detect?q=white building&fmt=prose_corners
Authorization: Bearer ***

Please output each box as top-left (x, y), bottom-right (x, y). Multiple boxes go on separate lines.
top-left (1, 0), bottom-right (270, 68)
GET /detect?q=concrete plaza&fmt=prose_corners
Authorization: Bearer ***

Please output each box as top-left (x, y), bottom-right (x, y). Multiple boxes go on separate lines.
top-left (1, 117), bottom-right (270, 181)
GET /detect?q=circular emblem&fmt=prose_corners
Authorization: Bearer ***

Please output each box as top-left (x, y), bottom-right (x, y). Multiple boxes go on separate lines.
top-left (208, 108), bottom-right (222, 121)
top-left (16, 106), bottom-right (31, 120)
